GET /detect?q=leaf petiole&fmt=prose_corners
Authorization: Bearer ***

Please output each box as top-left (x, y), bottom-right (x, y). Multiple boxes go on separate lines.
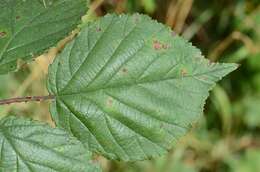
top-left (0, 95), bottom-right (55, 105)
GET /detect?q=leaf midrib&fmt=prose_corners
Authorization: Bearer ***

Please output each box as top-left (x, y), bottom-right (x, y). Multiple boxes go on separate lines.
top-left (55, 64), bottom-right (233, 96)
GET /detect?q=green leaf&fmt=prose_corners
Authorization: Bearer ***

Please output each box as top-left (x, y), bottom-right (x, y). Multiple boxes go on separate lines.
top-left (0, 116), bottom-right (101, 172)
top-left (47, 14), bottom-right (238, 161)
top-left (0, 0), bottom-right (88, 74)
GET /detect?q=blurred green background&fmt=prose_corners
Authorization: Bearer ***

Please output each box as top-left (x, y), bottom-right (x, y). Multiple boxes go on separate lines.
top-left (0, 0), bottom-right (260, 171)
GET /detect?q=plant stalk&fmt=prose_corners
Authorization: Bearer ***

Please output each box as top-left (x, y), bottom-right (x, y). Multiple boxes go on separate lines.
top-left (0, 95), bottom-right (55, 105)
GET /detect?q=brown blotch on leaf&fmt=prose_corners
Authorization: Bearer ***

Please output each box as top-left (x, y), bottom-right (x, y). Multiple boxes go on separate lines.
top-left (96, 27), bottom-right (102, 32)
top-left (122, 68), bottom-right (128, 74)
top-left (107, 98), bottom-right (113, 107)
top-left (0, 31), bottom-right (7, 38)
top-left (16, 16), bottom-right (21, 20)
top-left (153, 40), bottom-right (170, 50)
top-left (181, 68), bottom-right (188, 76)
top-left (162, 44), bottom-right (170, 49)
top-left (153, 40), bottom-right (162, 50)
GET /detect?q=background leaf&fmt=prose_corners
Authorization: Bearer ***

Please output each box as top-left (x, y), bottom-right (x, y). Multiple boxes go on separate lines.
top-left (47, 13), bottom-right (237, 161)
top-left (0, 116), bottom-right (101, 172)
top-left (0, 0), bottom-right (88, 74)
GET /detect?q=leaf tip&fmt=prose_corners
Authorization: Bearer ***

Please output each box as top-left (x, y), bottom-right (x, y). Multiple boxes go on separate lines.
top-left (220, 62), bottom-right (239, 76)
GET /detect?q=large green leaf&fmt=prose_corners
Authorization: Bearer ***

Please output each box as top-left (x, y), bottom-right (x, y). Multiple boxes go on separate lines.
top-left (0, 0), bottom-right (88, 74)
top-left (47, 14), bottom-right (237, 161)
top-left (0, 116), bottom-right (101, 172)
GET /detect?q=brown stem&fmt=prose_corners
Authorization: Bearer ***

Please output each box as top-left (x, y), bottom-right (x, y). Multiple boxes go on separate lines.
top-left (0, 95), bottom-right (55, 106)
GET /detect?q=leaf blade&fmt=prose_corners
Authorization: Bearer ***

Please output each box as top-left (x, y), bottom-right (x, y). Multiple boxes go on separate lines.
top-left (0, 116), bottom-right (101, 172)
top-left (0, 0), bottom-right (88, 74)
top-left (48, 14), bottom-right (238, 161)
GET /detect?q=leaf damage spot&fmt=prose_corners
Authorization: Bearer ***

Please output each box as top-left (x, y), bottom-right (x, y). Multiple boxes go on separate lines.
top-left (0, 31), bottom-right (7, 38)
top-left (181, 68), bottom-right (188, 76)
top-left (121, 68), bottom-right (128, 74)
top-left (96, 27), bottom-right (102, 32)
top-left (162, 44), bottom-right (170, 49)
top-left (153, 40), bottom-right (170, 50)
top-left (107, 97), bottom-right (113, 107)
top-left (16, 16), bottom-right (21, 20)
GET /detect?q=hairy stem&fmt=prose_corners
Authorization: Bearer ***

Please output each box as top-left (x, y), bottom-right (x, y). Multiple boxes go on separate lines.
top-left (0, 95), bottom-right (55, 105)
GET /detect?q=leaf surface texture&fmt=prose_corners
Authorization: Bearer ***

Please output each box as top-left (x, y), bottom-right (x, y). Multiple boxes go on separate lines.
top-left (48, 14), bottom-right (237, 161)
top-left (0, 116), bottom-right (100, 172)
top-left (0, 0), bottom-right (88, 74)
